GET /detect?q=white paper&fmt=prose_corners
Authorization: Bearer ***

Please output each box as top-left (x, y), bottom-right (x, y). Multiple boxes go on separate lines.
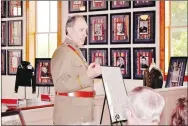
top-left (101, 66), bottom-right (128, 123)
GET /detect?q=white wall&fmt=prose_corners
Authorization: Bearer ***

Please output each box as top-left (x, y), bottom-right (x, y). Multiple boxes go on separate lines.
top-left (62, 1), bottom-right (160, 94)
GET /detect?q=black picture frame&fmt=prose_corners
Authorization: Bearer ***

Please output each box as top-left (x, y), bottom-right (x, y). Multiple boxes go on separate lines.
top-left (8, 1), bottom-right (23, 17)
top-left (89, 48), bottom-right (108, 78)
top-left (110, 48), bottom-right (131, 79)
top-left (8, 20), bottom-right (23, 46)
top-left (110, 13), bottom-right (131, 44)
top-left (133, 11), bottom-right (155, 44)
top-left (1, 21), bottom-right (7, 46)
top-left (1, 50), bottom-right (6, 75)
top-left (110, 1), bottom-right (131, 10)
top-left (7, 49), bottom-right (22, 75)
top-left (2, 110), bottom-right (26, 125)
top-left (165, 57), bottom-right (188, 88)
top-left (68, 0), bottom-right (87, 13)
top-left (35, 58), bottom-right (53, 87)
top-left (88, 14), bottom-right (108, 45)
top-left (133, 47), bottom-right (156, 80)
top-left (1, 0), bottom-right (7, 18)
top-left (80, 48), bottom-right (88, 62)
top-left (133, 1), bottom-right (155, 8)
top-left (89, 1), bottom-right (108, 12)
top-left (83, 15), bottom-right (88, 45)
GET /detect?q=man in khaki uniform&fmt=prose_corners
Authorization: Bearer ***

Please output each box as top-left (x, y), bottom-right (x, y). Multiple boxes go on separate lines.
top-left (51, 15), bottom-right (101, 125)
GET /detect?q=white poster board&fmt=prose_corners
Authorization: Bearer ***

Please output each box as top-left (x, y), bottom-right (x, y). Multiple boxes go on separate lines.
top-left (101, 66), bottom-right (128, 123)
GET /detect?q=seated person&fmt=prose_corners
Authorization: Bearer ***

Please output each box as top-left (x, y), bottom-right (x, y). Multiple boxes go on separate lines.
top-left (170, 97), bottom-right (187, 125)
top-left (126, 86), bottom-right (165, 125)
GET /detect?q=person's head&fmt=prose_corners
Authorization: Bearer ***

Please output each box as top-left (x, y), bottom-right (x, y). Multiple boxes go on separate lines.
top-left (141, 56), bottom-right (147, 65)
top-left (117, 57), bottom-right (124, 66)
top-left (126, 86), bottom-right (165, 125)
top-left (173, 62), bottom-right (179, 71)
top-left (171, 97), bottom-right (188, 125)
top-left (117, 23), bottom-right (123, 33)
top-left (66, 15), bottom-right (87, 47)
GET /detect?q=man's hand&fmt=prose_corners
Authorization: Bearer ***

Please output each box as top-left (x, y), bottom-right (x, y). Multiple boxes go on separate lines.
top-left (87, 62), bottom-right (101, 79)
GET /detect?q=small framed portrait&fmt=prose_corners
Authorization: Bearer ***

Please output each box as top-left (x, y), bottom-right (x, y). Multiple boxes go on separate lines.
top-left (2, 110), bottom-right (26, 125)
top-left (110, 1), bottom-right (131, 10)
top-left (89, 14), bottom-right (108, 45)
top-left (80, 48), bottom-right (88, 62)
top-left (133, 11), bottom-right (155, 44)
top-left (89, 48), bottom-right (108, 66)
top-left (7, 49), bottom-right (22, 75)
top-left (165, 57), bottom-right (188, 88)
top-left (110, 13), bottom-right (131, 44)
top-left (133, 47), bottom-right (156, 79)
top-left (1, 0), bottom-right (7, 18)
top-left (35, 58), bottom-right (53, 86)
top-left (8, 20), bottom-right (23, 46)
top-left (89, 0), bottom-right (108, 11)
top-left (8, 0), bottom-right (23, 17)
top-left (1, 21), bottom-right (7, 46)
top-left (68, 0), bottom-right (87, 13)
top-left (110, 48), bottom-right (131, 79)
top-left (1, 50), bottom-right (6, 75)
top-left (89, 48), bottom-right (108, 78)
top-left (133, 1), bottom-right (155, 8)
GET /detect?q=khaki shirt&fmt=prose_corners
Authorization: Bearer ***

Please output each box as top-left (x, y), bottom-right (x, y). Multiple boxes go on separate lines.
top-left (51, 37), bottom-right (94, 125)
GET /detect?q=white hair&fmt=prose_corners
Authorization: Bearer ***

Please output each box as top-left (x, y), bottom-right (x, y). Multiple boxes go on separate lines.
top-left (127, 86), bottom-right (165, 123)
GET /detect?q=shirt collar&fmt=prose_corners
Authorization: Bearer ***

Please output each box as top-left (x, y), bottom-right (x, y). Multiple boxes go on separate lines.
top-left (64, 36), bottom-right (79, 48)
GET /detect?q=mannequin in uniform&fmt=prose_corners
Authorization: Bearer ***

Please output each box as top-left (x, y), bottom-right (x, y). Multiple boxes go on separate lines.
top-left (143, 58), bottom-right (163, 89)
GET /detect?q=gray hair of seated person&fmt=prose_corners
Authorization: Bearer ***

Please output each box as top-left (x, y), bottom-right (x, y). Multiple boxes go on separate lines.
top-left (65, 15), bottom-right (85, 35)
top-left (127, 86), bottom-right (165, 123)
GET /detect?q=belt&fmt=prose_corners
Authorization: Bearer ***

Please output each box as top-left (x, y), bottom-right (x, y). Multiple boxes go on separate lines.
top-left (55, 91), bottom-right (95, 98)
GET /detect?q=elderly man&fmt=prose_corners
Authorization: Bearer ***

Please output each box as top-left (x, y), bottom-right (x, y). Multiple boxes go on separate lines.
top-left (51, 15), bottom-right (101, 125)
top-left (126, 86), bottom-right (165, 125)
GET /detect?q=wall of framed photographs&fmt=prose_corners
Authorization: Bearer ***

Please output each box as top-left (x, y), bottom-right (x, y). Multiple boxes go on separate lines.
top-left (62, 1), bottom-right (160, 92)
top-left (1, 1), bottom-right (27, 97)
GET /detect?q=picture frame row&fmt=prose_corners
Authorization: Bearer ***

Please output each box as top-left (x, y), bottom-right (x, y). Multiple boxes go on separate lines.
top-left (1, 0), bottom-right (23, 18)
top-left (80, 11), bottom-right (155, 45)
top-left (1, 20), bottom-right (23, 46)
top-left (69, 1), bottom-right (155, 13)
top-left (1, 49), bottom-right (22, 75)
top-left (80, 47), bottom-right (156, 79)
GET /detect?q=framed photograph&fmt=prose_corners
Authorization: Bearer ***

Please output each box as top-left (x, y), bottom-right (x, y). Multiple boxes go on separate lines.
top-left (165, 57), bottom-right (188, 88)
top-left (133, 47), bottom-right (156, 79)
top-left (1, 50), bottom-right (6, 75)
top-left (1, 0), bottom-right (7, 18)
top-left (133, 11), bottom-right (155, 44)
top-left (8, 20), bottom-right (23, 46)
top-left (80, 48), bottom-right (87, 62)
top-left (89, 0), bottom-right (108, 11)
top-left (110, 1), bottom-right (131, 10)
top-left (35, 58), bottom-right (53, 86)
top-left (8, 1), bottom-right (23, 17)
top-left (110, 48), bottom-right (131, 79)
top-left (1, 21), bottom-right (7, 46)
top-left (89, 48), bottom-right (108, 65)
top-left (89, 14), bottom-right (108, 45)
top-left (110, 13), bottom-right (131, 44)
top-left (7, 49), bottom-right (22, 75)
top-left (68, 0), bottom-right (87, 13)
top-left (2, 110), bottom-right (25, 125)
top-left (89, 48), bottom-right (108, 78)
top-left (133, 1), bottom-right (155, 8)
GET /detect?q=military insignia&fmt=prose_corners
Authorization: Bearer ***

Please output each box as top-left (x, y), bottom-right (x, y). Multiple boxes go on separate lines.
top-left (159, 76), bottom-right (162, 80)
